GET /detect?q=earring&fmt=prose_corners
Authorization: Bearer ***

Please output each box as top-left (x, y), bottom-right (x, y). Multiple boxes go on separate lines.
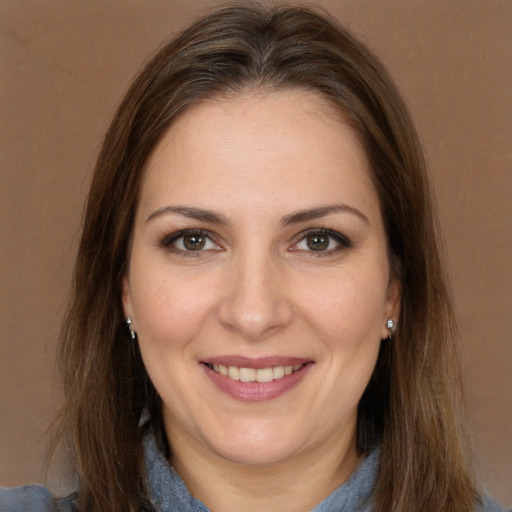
top-left (126, 317), bottom-right (137, 340)
top-left (386, 318), bottom-right (395, 339)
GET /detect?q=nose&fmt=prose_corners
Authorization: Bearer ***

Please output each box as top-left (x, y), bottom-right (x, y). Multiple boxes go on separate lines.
top-left (217, 251), bottom-right (293, 341)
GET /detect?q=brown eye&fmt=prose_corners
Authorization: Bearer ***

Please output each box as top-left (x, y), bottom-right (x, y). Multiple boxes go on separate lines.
top-left (161, 230), bottom-right (220, 253)
top-left (306, 234), bottom-right (329, 251)
top-left (292, 229), bottom-right (351, 255)
top-left (183, 234), bottom-right (206, 251)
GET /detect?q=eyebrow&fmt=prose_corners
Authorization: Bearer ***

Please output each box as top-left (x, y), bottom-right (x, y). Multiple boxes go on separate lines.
top-left (147, 203), bottom-right (368, 226)
top-left (146, 206), bottom-right (230, 225)
top-left (280, 204), bottom-right (369, 226)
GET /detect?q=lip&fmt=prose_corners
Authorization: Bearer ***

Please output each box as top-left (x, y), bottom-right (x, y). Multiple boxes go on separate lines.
top-left (200, 356), bottom-right (313, 402)
top-left (202, 355), bottom-right (311, 369)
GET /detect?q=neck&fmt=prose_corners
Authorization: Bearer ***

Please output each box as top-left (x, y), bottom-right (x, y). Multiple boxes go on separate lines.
top-left (168, 429), bottom-right (359, 512)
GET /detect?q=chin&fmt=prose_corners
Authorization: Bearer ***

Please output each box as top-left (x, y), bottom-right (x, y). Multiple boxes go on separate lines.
top-left (205, 421), bottom-right (305, 466)
top-left (215, 441), bottom-right (299, 467)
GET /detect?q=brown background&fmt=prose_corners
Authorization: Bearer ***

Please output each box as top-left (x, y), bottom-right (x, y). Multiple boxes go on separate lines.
top-left (1, 0), bottom-right (510, 506)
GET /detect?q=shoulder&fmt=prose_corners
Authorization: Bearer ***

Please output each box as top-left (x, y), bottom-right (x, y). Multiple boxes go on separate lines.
top-left (0, 485), bottom-right (76, 512)
top-left (481, 494), bottom-right (511, 512)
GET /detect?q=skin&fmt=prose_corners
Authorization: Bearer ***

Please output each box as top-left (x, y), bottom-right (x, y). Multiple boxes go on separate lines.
top-left (122, 89), bottom-right (400, 512)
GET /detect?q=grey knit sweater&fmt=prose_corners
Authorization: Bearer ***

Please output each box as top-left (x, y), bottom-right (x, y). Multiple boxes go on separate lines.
top-left (0, 427), bottom-right (509, 511)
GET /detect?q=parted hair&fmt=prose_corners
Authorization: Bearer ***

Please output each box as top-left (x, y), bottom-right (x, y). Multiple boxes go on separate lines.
top-left (52, 3), bottom-right (478, 511)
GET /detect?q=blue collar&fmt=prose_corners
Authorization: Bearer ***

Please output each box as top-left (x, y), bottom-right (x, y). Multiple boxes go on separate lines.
top-left (142, 425), bottom-right (378, 512)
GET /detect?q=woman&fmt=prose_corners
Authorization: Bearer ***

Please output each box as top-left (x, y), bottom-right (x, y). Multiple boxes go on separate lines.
top-left (0, 4), bottom-right (508, 512)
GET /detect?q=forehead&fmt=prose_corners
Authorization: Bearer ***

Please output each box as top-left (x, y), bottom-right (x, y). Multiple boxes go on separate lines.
top-left (138, 89), bottom-right (377, 221)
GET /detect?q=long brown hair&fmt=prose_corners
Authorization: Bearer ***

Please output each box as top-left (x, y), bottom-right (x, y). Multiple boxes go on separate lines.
top-left (52, 4), bottom-right (478, 511)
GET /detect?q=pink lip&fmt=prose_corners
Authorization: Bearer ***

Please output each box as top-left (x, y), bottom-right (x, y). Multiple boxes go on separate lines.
top-left (200, 357), bottom-right (313, 402)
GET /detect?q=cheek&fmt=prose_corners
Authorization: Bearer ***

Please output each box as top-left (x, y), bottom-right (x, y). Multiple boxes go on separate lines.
top-left (309, 275), bottom-right (384, 397)
top-left (295, 266), bottom-right (389, 345)
top-left (129, 263), bottom-right (220, 350)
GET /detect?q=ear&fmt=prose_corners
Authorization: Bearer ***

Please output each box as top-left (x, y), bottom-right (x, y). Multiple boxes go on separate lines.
top-left (121, 273), bottom-right (134, 321)
top-left (381, 275), bottom-right (401, 340)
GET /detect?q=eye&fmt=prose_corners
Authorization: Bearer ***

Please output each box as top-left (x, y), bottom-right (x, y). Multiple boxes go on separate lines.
top-left (161, 230), bottom-right (221, 253)
top-left (292, 228), bottom-right (351, 254)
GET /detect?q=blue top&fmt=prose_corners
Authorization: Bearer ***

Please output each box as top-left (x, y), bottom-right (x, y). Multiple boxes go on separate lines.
top-left (1, 426), bottom-right (509, 511)
top-left (142, 425), bottom-right (378, 512)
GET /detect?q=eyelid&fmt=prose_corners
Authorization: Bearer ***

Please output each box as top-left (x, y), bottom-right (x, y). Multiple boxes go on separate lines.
top-left (160, 228), bottom-right (223, 253)
top-left (290, 228), bottom-right (352, 254)
top-left (159, 227), bottom-right (350, 256)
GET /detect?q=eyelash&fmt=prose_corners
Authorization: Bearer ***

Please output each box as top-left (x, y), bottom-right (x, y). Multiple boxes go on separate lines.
top-left (291, 228), bottom-right (352, 256)
top-left (159, 228), bottom-right (351, 256)
top-left (160, 229), bottom-right (221, 256)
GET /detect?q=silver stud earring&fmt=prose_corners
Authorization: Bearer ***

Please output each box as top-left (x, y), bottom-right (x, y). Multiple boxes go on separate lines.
top-left (386, 318), bottom-right (395, 339)
top-left (126, 317), bottom-right (137, 340)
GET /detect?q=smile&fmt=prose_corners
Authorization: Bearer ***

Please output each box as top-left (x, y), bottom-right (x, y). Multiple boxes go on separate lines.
top-left (201, 358), bottom-right (313, 402)
top-left (206, 363), bottom-right (304, 382)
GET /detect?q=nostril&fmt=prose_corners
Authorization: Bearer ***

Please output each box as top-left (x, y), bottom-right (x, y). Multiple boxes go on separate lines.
top-left (216, 264), bottom-right (293, 340)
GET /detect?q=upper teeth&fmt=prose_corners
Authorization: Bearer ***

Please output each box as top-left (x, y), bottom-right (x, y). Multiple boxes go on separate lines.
top-left (211, 364), bottom-right (303, 383)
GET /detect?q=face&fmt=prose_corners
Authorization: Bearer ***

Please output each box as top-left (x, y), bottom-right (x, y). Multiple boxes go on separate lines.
top-left (122, 90), bottom-right (400, 469)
